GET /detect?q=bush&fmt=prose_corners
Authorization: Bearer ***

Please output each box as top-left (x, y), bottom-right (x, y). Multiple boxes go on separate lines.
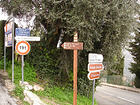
top-left (135, 76), bottom-right (140, 88)
top-left (0, 56), bottom-right (4, 69)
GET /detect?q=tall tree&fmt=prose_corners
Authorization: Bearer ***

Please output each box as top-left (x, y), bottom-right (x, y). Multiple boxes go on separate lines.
top-left (129, 26), bottom-right (140, 88)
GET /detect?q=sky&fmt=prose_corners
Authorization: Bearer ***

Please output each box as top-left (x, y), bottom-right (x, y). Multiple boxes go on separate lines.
top-left (0, 8), bottom-right (34, 28)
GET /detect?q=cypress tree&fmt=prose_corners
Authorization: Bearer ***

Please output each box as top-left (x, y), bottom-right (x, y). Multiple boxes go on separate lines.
top-left (129, 28), bottom-right (140, 88)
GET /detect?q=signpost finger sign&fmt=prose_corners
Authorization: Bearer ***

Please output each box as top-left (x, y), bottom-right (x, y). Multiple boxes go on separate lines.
top-left (88, 71), bottom-right (100, 80)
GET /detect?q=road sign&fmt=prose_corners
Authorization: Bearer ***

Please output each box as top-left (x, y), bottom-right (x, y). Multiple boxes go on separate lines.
top-left (15, 36), bottom-right (40, 41)
top-left (5, 33), bottom-right (12, 47)
top-left (88, 53), bottom-right (103, 63)
top-left (88, 71), bottom-right (100, 80)
top-left (61, 42), bottom-right (83, 50)
top-left (4, 22), bottom-right (13, 47)
top-left (15, 28), bottom-right (30, 36)
top-left (4, 22), bottom-right (12, 35)
top-left (88, 63), bottom-right (104, 71)
top-left (15, 41), bottom-right (30, 55)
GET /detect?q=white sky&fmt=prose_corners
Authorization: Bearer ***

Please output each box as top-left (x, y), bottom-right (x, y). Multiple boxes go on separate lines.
top-left (0, 8), bottom-right (34, 29)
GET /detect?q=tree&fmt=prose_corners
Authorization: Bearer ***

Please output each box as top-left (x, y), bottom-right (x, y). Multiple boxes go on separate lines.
top-left (129, 27), bottom-right (140, 88)
top-left (0, 20), bottom-right (5, 59)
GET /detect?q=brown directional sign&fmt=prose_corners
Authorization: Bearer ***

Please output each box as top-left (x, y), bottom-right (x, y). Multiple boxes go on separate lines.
top-left (61, 42), bottom-right (83, 50)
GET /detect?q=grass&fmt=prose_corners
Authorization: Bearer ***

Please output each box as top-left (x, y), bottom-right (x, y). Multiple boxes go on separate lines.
top-left (4, 61), bottom-right (37, 105)
top-left (35, 86), bottom-right (98, 105)
top-left (7, 61), bottom-right (37, 84)
top-left (0, 60), bottom-right (98, 105)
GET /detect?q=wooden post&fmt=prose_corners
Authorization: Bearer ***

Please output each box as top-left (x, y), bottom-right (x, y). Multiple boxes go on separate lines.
top-left (73, 32), bottom-right (78, 105)
top-left (61, 32), bottom-right (83, 105)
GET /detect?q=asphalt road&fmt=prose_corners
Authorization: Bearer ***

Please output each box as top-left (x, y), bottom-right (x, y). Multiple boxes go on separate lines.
top-left (0, 83), bottom-right (17, 105)
top-left (95, 85), bottom-right (140, 105)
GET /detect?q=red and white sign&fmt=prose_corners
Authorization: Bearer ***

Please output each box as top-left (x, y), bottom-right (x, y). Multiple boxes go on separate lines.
top-left (4, 22), bottom-right (12, 34)
top-left (88, 71), bottom-right (100, 80)
top-left (88, 63), bottom-right (104, 72)
top-left (15, 41), bottom-right (30, 55)
top-left (61, 42), bottom-right (83, 50)
top-left (4, 22), bottom-right (13, 47)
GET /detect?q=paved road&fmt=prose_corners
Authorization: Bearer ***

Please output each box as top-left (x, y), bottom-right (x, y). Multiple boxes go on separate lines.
top-left (95, 85), bottom-right (140, 105)
top-left (0, 83), bottom-right (17, 105)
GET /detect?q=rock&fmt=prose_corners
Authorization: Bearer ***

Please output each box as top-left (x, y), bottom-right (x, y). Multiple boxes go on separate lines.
top-left (25, 85), bottom-right (33, 91)
top-left (24, 90), bottom-right (46, 105)
top-left (19, 81), bottom-right (29, 86)
top-left (19, 81), bottom-right (33, 91)
top-left (33, 84), bottom-right (44, 91)
top-left (5, 80), bottom-right (15, 91)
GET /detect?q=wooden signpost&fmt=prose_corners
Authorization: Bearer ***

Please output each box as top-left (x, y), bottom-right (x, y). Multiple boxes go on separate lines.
top-left (61, 32), bottom-right (83, 105)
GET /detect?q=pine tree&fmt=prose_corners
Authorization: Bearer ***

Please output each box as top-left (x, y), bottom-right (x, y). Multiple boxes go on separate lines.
top-left (129, 27), bottom-right (140, 88)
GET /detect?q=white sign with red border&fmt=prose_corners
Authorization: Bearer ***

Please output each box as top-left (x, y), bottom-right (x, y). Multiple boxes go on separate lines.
top-left (88, 53), bottom-right (103, 63)
top-left (15, 41), bottom-right (30, 55)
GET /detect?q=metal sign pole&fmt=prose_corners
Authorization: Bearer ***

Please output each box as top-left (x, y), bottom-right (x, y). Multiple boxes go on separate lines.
top-left (92, 79), bottom-right (95, 105)
top-left (22, 55), bottom-right (24, 83)
top-left (12, 15), bottom-right (15, 83)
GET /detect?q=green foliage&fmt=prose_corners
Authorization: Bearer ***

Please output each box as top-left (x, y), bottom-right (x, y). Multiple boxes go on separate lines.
top-left (78, 78), bottom-right (92, 97)
top-left (13, 84), bottom-right (30, 105)
top-left (129, 27), bottom-right (140, 88)
top-left (0, 20), bottom-right (5, 59)
top-left (134, 76), bottom-right (140, 88)
top-left (14, 84), bottom-right (24, 100)
top-left (107, 56), bottom-right (124, 75)
top-left (26, 41), bottom-right (60, 80)
top-left (35, 86), bottom-right (97, 105)
top-left (0, 0), bottom-right (137, 55)
top-left (0, 56), bottom-right (4, 69)
top-left (6, 61), bottom-right (37, 84)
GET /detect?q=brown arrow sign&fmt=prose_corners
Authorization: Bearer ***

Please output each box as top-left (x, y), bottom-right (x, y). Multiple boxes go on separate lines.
top-left (61, 42), bottom-right (83, 50)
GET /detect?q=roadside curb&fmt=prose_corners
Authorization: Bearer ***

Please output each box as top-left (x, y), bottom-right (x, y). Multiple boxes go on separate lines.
top-left (101, 83), bottom-right (140, 93)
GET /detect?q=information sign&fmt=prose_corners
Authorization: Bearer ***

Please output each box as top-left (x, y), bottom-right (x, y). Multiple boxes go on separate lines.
top-left (88, 53), bottom-right (103, 63)
top-left (15, 36), bottom-right (40, 41)
top-left (15, 28), bottom-right (30, 36)
top-left (4, 22), bottom-right (13, 47)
